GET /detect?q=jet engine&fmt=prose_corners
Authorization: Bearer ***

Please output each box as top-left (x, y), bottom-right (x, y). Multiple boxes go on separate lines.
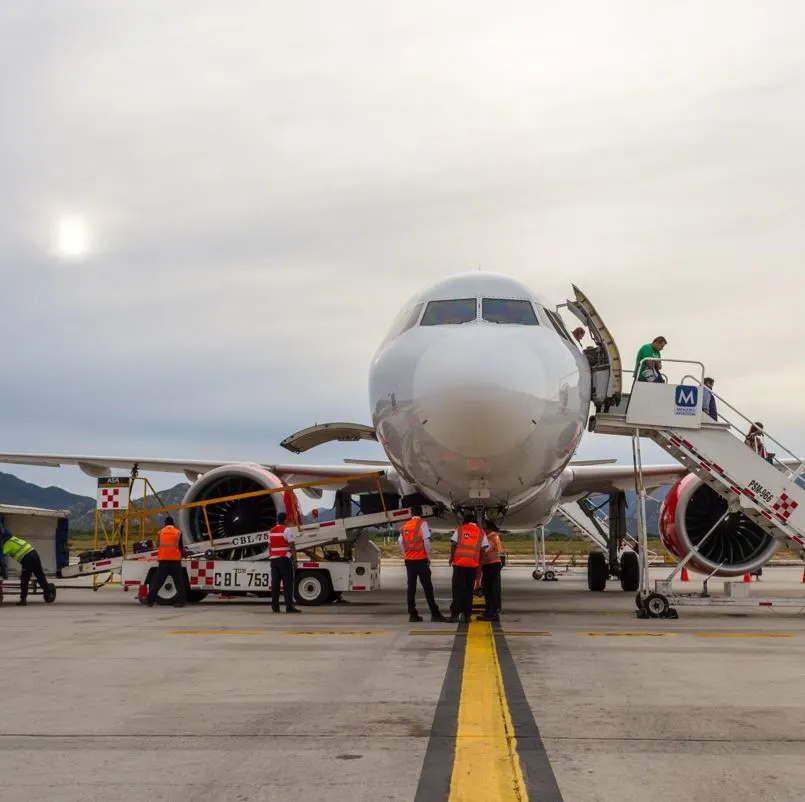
top-left (659, 473), bottom-right (779, 576)
top-left (177, 464), bottom-right (301, 558)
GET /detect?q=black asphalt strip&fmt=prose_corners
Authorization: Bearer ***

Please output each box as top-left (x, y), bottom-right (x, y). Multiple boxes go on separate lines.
top-left (413, 620), bottom-right (468, 802)
top-left (493, 620), bottom-right (565, 801)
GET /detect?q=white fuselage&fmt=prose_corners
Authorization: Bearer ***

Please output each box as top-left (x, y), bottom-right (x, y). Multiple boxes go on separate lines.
top-left (368, 272), bottom-right (591, 528)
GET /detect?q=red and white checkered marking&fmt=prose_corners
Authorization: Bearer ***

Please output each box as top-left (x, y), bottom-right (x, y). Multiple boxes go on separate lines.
top-left (772, 493), bottom-right (799, 522)
top-left (188, 560), bottom-right (215, 587)
top-left (100, 488), bottom-right (120, 509)
top-left (96, 483), bottom-right (130, 510)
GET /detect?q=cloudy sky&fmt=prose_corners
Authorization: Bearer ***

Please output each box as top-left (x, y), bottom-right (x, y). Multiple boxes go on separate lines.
top-left (2, 1), bottom-right (805, 501)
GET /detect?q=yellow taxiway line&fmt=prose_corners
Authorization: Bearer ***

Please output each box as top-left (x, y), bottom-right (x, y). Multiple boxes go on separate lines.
top-left (449, 620), bottom-right (527, 801)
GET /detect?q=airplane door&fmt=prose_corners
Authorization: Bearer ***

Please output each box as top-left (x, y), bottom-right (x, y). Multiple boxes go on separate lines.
top-left (558, 285), bottom-right (623, 413)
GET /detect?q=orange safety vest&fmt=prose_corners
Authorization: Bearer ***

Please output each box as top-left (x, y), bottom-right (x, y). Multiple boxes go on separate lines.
top-left (157, 526), bottom-right (182, 561)
top-left (452, 523), bottom-right (484, 568)
top-left (401, 517), bottom-right (428, 561)
top-left (269, 525), bottom-right (290, 559)
top-left (482, 532), bottom-right (502, 565)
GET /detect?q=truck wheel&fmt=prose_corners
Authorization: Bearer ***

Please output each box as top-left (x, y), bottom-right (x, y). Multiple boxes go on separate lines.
top-left (145, 569), bottom-right (180, 606)
top-left (295, 571), bottom-right (333, 606)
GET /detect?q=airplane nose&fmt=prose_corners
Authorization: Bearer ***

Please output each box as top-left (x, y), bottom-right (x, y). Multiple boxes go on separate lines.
top-left (413, 327), bottom-right (548, 458)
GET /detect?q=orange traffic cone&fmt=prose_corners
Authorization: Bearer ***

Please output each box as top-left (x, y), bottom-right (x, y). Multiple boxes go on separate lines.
top-left (681, 566), bottom-right (689, 582)
top-left (742, 573), bottom-right (752, 583)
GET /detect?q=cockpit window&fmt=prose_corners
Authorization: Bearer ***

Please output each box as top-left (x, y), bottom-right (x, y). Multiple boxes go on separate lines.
top-left (420, 298), bottom-right (477, 326)
top-left (379, 302), bottom-right (424, 348)
top-left (481, 298), bottom-right (539, 325)
top-left (543, 307), bottom-right (571, 340)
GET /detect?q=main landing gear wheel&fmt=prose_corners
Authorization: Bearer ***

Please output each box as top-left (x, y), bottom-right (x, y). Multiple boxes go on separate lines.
top-left (543, 569), bottom-right (557, 582)
top-left (587, 552), bottom-right (608, 592)
top-left (532, 569), bottom-right (543, 581)
top-left (619, 551), bottom-right (640, 592)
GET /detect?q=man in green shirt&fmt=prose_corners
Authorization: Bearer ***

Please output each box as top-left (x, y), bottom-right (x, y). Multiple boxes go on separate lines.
top-left (635, 336), bottom-right (667, 382)
top-left (0, 527), bottom-right (55, 606)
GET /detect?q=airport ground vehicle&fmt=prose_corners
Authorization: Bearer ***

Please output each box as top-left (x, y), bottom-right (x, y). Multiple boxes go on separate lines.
top-left (58, 471), bottom-right (433, 605)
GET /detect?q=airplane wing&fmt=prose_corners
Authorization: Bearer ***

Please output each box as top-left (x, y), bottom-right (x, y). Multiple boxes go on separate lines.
top-left (560, 463), bottom-right (687, 498)
top-left (0, 452), bottom-right (395, 496)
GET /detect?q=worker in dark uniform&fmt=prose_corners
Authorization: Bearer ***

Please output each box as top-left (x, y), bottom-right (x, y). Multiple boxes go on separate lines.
top-left (268, 512), bottom-right (301, 613)
top-left (147, 516), bottom-right (187, 608)
top-left (447, 512), bottom-right (489, 623)
top-left (478, 521), bottom-right (503, 621)
top-left (398, 507), bottom-right (446, 622)
top-left (1, 526), bottom-right (55, 606)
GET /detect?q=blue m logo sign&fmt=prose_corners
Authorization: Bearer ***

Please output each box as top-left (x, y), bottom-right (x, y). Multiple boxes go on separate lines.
top-left (675, 386), bottom-right (698, 408)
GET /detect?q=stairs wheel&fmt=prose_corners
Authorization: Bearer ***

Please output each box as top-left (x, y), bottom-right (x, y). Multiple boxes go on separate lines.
top-left (645, 593), bottom-right (669, 618)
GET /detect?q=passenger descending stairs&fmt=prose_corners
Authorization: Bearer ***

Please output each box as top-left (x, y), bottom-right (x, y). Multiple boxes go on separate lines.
top-left (592, 384), bottom-right (805, 564)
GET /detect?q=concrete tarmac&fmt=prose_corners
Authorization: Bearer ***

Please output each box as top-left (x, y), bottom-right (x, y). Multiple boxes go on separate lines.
top-left (2, 565), bottom-right (805, 801)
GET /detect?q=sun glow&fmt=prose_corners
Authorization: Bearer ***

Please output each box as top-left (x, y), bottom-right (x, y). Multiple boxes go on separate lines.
top-left (57, 217), bottom-right (89, 258)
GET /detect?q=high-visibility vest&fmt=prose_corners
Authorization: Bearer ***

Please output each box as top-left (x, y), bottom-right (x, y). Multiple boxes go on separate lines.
top-left (452, 524), bottom-right (484, 568)
top-left (401, 517), bottom-right (428, 561)
top-left (2, 536), bottom-right (34, 562)
top-left (482, 532), bottom-right (502, 565)
top-left (157, 526), bottom-right (182, 561)
top-left (269, 525), bottom-right (290, 559)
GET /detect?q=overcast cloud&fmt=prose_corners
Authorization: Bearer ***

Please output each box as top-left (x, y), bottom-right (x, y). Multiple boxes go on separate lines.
top-left (2, 1), bottom-right (805, 499)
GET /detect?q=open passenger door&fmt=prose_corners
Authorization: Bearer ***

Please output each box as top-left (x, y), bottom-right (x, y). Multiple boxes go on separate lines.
top-left (280, 422), bottom-right (378, 454)
top-left (558, 285), bottom-right (623, 413)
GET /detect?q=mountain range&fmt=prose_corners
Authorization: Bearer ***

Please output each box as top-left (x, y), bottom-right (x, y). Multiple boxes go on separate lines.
top-left (0, 471), bottom-right (665, 536)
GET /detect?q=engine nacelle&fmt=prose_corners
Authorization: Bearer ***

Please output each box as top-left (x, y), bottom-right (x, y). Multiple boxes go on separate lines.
top-left (177, 463), bottom-right (301, 548)
top-left (659, 473), bottom-right (779, 576)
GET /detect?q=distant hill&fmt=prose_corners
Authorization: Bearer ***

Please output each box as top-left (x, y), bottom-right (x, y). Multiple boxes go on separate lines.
top-left (0, 471), bottom-right (668, 536)
top-left (0, 472), bottom-right (96, 526)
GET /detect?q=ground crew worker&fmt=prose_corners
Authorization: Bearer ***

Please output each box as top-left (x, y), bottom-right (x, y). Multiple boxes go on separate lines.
top-left (398, 507), bottom-right (446, 623)
top-left (447, 512), bottom-right (489, 623)
top-left (0, 530), bottom-right (7, 605)
top-left (147, 516), bottom-right (187, 608)
top-left (269, 512), bottom-right (301, 613)
top-left (0, 526), bottom-right (54, 606)
top-left (478, 522), bottom-right (503, 621)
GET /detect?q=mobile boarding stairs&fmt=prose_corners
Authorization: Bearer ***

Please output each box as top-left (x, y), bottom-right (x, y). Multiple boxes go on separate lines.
top-left (590, 360), bottom-right (805, 618)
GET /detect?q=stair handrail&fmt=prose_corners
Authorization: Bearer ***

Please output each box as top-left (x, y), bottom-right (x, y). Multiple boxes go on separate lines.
top-left (679, 373), bottom-right (805, 483)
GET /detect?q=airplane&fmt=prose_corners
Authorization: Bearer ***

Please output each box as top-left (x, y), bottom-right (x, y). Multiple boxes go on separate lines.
top-left (0, 272), bottom-right (777, 591)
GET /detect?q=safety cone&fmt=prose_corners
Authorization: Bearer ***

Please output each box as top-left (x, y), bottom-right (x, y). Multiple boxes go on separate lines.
top-left (680, 566), bottom-right (689, 582)
top-left (742, 573), bottom-right (752, 583)
top-left (801, 566), bottom-right (805, 584)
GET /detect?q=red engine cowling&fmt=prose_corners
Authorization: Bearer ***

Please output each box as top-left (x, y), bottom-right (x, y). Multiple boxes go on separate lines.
top-left (659, 473), bottom-right (779, 576)
top-left (177, 464), bottom-right (302, 556)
